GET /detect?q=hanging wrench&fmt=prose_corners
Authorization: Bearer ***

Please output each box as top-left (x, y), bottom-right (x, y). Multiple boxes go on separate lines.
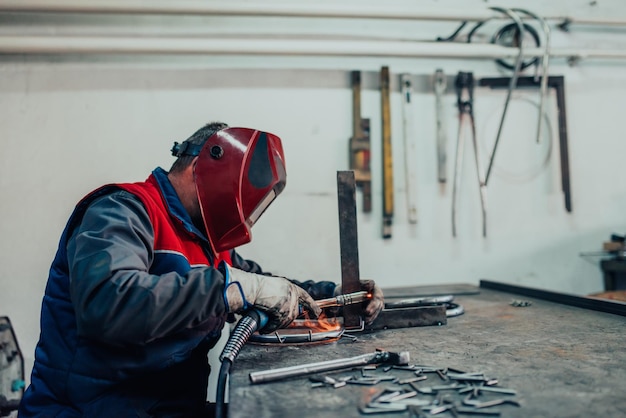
top-left (401, 73), bottom-right (418, 224)
top-left (452, 72), bottom-right (487, 238)
top-left (434, 69), bottom-right (448, 184)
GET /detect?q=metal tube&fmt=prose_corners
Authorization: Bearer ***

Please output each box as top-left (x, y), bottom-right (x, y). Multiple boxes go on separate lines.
top-left (0, 1), bottom-right (499, 20)
top-left (0, 1), bottom-right (532, 22)
top-left (1, 1), bottom-right (626, 27)
top-left (0, 36), bottom-right (625, 61)
top-left (249, 351), bottom-right (409, 384)
top-left (250, 352), bottom-right (377, 384)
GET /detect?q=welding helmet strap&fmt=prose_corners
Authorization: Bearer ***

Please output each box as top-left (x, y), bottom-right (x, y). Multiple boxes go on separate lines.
top-left (171, 141), bottom-right (205, 157)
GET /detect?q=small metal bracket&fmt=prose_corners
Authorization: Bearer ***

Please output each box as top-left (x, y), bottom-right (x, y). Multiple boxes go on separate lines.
top-left (558, 18), bottom-right (572, 32)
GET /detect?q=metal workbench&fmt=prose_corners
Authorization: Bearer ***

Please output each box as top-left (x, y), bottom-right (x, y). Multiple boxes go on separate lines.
top-left (228, 282), bottom-right (626, 417)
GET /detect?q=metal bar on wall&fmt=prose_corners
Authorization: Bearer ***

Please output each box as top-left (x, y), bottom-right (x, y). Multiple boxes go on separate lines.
top-left (1, 36), bottom-right (626, 62)
top-left (0, 1), bottom-right (625, 27)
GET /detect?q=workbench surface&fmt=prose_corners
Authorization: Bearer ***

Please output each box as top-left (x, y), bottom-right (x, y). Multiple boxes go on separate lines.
top-left (228, 285), bottom-right (626, 417)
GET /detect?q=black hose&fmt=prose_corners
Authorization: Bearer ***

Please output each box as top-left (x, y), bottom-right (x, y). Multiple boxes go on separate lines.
top-left (215, 310), bottom-right (267, 418)
top-left (492, 22), bottom-right (540, 70)
top-left (215, 360), bottom-right (231, 418)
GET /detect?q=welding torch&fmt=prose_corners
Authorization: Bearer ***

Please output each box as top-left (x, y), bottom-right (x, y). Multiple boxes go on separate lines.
top-left (217, 291), bottom-right (370, 417)
top-left (296, 290), bottom-right (370, 317)
top-left (315, 290), bottom-right (371, 309)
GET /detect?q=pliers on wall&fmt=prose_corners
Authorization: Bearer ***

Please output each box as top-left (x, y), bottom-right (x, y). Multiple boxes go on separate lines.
top-left (452, 71), bottom-right (487, 237)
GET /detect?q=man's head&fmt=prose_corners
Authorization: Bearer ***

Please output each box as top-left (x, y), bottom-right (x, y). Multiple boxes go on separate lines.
top-left (169, 122), bottom-right (286, 255)
top-left (169, 122), bottom-right (229, 175)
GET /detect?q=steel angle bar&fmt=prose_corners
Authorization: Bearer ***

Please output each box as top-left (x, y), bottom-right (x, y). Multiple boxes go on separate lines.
top-left (480, 280), bottom-right (626, 316)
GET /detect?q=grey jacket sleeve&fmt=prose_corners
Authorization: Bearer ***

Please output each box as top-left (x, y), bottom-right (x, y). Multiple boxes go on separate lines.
top-left (67, 190), bottom-right (228, 346)
top-left (229, 250), bottom-right (265, 274)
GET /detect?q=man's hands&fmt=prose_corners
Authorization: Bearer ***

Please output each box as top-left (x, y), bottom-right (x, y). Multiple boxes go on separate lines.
top-left (221, 263), bottom-right (383, 331)
top-left (223, 264), bottom-right (321, 333)
top-left (360, 280), bottom-right (384, 324)
top-left (335, 280), bottom-right (384, 325)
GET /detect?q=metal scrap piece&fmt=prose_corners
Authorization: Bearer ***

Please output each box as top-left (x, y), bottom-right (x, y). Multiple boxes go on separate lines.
top-left (399, 376), bottom-right (427, 385)
top-left (454, 407), bottom-right (502, 416)
top-left (390, 398), bottom-right (432, 407)
top-left (392, 365), bottom-right (421, 371)
top-left (418, 383), bottom-right (462, 394)
top-left (510, 299), bottom-right (532, 307)
top-left (359, 403), bottom-right (407, 414)
top-left (376, 391), bottom-right (403, 403)
top-left (387, 391), bottom-right (418, 402)
top-left (476, 386), bottom-right (517, 395)
top-left (428, 404), bottom-right (454, 415)
top-left (436, 369), bottom-right (448, 381)
top-left (346, 377), bottom-right (380, 386)
top-left (473, 398), bottom-right (521, 408)
top-left (447, 373), bottom-right (488, 382)
top-left (408, 404), bottom-right (429, 418)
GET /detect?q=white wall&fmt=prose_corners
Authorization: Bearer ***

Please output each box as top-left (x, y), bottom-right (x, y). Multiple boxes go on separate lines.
top-left (1, 0), bottom-right (626, 383)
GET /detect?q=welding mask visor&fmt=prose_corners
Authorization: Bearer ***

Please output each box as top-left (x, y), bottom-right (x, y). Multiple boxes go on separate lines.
top-left (194, 127), bottom-right (286, 254)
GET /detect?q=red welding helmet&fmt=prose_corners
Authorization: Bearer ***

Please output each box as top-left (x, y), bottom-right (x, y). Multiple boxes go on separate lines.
top-left (194, 127), bottom-right (286, 254)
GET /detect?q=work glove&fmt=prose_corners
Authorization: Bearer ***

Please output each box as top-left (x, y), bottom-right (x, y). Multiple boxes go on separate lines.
top-left (222, 263), bottom-right (321, 333)
top-left (335, 280), bottom-right (384, 325)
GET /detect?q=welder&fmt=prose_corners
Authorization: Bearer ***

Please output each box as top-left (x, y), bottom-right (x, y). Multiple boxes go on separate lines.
top-left (19, 122), bottom-right (384, 418)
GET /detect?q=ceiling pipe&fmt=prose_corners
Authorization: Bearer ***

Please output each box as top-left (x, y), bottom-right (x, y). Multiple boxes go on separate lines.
top-left (0, 1), bottom-right (501, 20)
top-left (0, 36), bottom-right (624, 61)
top-left (0, 0), bottom-right (625, 27)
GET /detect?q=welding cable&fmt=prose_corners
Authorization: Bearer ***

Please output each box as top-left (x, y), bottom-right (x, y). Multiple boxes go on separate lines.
top-left (491, 23), bottom-right (540, 71)
top-left (215, 309), bottom-right (268, 418)
top-left (484, 7), bottom-right (525, 186)
top-left (466, 20), bottom-right (487, 44)
top-left (436, 21), bottom-right (468, 42)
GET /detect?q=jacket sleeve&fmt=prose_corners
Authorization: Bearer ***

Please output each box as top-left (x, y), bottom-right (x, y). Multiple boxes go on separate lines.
top-left (67, 190), bottom-right (228, 346)
top-left (289, 279), bottom-right (337, 300)
top-left (229, 249), bottom-right (265, 274)
top-left (229, 250), bottom-right (337, 300)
